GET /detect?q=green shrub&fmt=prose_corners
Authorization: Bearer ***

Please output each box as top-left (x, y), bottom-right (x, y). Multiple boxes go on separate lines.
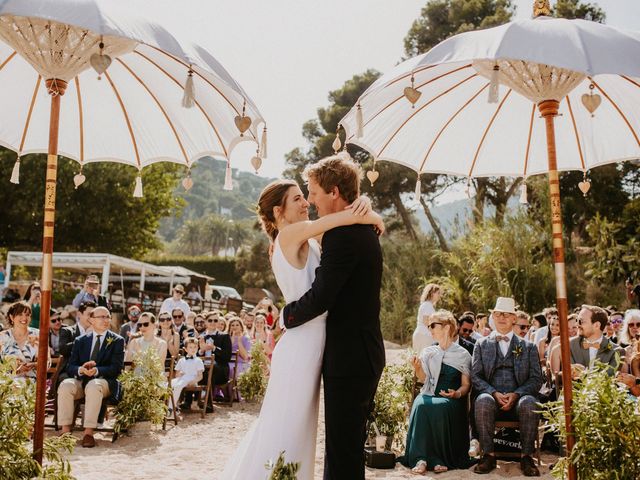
top-left (114, 348), bottom-right (170, 434)
top-left (542, 362), bottom-right (640, 480)
top-left (265, 451), bottom-right (300, 479)
top-left (237, 342), bottom-right (269, 402)
top-left (144, 254), bottom-right (237, 287)
top-left (0, 358), bottom-right (76, 479)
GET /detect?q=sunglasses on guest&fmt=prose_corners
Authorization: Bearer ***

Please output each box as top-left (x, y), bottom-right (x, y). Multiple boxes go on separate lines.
top-left (428, 322), bottom-right (442, 330)
top-left (159, 317), bottom-right (172, 323)
top-left (172, 314), bottom-right (184, 319)
top-left (628, 322), bottom-right (640, 328)
top-left (138, 321), bottom-right (152, 327)
top-left (207, 319), bottom-right (219, 323)
top-left (516, 324), bottom-right (530, 330)
top-left (129, 310), bottom-right (141, 317)
top-left (50, 318), bottom-right (61, 324)
top-left (460, 327), bottom-right (473, 334)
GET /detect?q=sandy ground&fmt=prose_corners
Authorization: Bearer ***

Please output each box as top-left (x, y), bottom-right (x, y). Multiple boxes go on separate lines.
top-left (57, 347), bottom-right (556, 480)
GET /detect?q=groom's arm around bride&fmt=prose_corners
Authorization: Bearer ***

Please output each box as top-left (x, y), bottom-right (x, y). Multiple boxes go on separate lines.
top-left (283, 155), bottom-right (385, 480)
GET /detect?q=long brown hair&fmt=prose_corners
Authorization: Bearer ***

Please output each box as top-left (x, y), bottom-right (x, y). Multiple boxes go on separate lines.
top-left (257, 179), bottom-right (298, 241)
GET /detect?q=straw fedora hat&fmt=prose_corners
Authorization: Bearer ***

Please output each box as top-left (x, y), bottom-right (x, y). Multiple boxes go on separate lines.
top-left (489, 297), bottom-right (517, 314)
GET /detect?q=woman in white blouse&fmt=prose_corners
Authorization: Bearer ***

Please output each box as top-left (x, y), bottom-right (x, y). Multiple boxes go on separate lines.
top-left (413, 284), bottom-right (442, 353)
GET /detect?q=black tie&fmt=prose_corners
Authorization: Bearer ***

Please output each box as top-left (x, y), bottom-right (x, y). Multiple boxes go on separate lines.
top-left (90, 334), bottom-right (102, 361)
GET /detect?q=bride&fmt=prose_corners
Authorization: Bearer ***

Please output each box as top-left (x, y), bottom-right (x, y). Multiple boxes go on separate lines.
top-left (221, 178), bottom-right (383, 480)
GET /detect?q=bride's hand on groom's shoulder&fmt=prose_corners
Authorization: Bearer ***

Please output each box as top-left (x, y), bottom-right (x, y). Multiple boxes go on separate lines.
top-left (345, 195), bottom-right (372, 216)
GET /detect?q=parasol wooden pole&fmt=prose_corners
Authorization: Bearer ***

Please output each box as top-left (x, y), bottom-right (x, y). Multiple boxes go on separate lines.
top-left (33, 78), bottom-right (67, 465)
top-left (538, 99), bottom-right (577, 480)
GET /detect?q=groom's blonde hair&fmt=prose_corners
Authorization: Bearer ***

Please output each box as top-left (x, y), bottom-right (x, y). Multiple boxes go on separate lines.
top-left (303, 155), bottom-right (362, 203)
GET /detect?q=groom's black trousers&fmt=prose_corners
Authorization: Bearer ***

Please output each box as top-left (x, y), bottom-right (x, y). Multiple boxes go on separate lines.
top-left (323, 374), bottom-right (381, 480)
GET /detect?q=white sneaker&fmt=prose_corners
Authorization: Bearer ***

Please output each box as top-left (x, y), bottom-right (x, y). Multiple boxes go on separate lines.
top-left (469, 439), bottom-right (480, 457)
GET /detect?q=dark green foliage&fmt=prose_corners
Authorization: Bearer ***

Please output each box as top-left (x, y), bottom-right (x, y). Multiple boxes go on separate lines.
top-left (0, 149), bottom-right (182, 258)
top-left (553, 0), bottom-right (606, 21)
top-left (234, 236), bottom-right (279, 295)
top-left (144, 255), bottom-right (237, 287)
top-left (237, 342), bottom-right (269, 402)
top-left (265, 451), bottom-right (300, 480)
top-left (542, 362), bottom-right (640, 479)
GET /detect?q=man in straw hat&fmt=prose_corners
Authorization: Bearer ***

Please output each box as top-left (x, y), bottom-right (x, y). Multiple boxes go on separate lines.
top-left (471, 297), bottom-right (542, 476)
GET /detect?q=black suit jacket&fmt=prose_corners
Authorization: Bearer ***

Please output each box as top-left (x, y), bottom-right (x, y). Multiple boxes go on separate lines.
top-left (458, 336), bottom-right (475, 356)
top-left (67, 330), bottom-right (125, 403)
top-left (58, 324), bottom-right (84, 380)
top-left (201, 331), bottom-right (232, 384)
top-left (283, 225), bottom-right (385, 378)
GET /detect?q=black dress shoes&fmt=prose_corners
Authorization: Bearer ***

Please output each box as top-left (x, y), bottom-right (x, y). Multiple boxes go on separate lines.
top-left (473, 454), bottom-right (497, 474)
top-left (521, 455), bottom-right (540, 477)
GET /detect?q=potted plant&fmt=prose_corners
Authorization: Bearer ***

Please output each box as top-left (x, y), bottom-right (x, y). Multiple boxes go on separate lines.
top-left (265, 451), bottom-right (300, 479)
top-left (0, 358), bottom-right (76, 479)
top-left (368, 357), bottom-right (414, 450)
top-left (114, 348), bottom-right (170, 436)
top-left (542, 361), bottom-right (640, 479)
top-left (237, 342), bottom-right (269, 402)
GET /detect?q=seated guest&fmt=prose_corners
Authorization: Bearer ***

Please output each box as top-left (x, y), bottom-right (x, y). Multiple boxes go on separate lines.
top-left (537, 313), bottom-right (560, 362)
top-left (48, 308), bottom-right (64, 356)
top-left (228, 318), bottom-right (251, 378)
top-left (607, 311), bottom-right (624, 344)
top-left (570, 305), bottom-right (625, 376)
top-left (619, 309), bottom-right (640, 349)
top-left (58, 301), bottom-right (95, 383)
top-left (170, 308), bottom-right (189, 346)
top-left (216, 316), bottom-right (228, 333)
top-left (125, 312), bottom-right (167, 364)
top-left (57, 307), bottom-right (124, 448)
top-left (0, 301), bottom-right (46, 379)
top-left (549, 314), bottom-right (578, 376)
top-left (198, 317), bottom-right (232, 384)
top-left (243, 311), bottom-right (255, 331)
top-left (528, 312), bottom-right (547, 343)
top-left (400, 310), bottom-right (474, 474)
top-left (193, 315), bottom-right (206, 335)
top-left (251, 313), bottom-right (274, 358)
top-left (119, 305), bottom-right (141, 346)
top-left (171, 338), bottom-right (204, 413)
top-left (472, 297), bottom-right (542, 477)
top-left (157, 312), bottom-right (180, 359)
top-left (533, 307), bottom-right (557, 347)
top-left (513, 311), bottom-right (531, 339)
top-left (455, 314), bottom-right (475, 356)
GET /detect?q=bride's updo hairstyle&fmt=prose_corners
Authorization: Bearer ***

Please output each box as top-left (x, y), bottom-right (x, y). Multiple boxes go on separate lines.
top-left (257, 179), bottom-right (299, 241)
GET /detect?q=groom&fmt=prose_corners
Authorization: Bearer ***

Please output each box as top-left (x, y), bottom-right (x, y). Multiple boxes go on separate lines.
top-left (283, 154), bottom-right (385, 480)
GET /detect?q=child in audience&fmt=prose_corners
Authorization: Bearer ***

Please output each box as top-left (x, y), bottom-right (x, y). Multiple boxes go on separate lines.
top-left (171, 338), bottom-right (204, 412)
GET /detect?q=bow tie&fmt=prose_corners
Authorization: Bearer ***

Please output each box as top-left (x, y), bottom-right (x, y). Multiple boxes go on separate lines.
top-left (185, 356), bottom-right (196, 360)
top-left (495, 335), bottom-right (510, 343)
top-left (582, 340), bottom-right (601, 350)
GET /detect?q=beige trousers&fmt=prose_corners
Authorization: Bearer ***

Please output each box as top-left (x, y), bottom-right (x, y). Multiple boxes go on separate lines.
top-left (57, 378), bottom-right (111, 429)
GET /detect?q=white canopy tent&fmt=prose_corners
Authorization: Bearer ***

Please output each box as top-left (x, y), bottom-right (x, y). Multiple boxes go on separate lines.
top-left (4, 251), bottom-right (212, 294)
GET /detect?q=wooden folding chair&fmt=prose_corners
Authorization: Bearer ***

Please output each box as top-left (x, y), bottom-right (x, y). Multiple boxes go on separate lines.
top-left (163, 356), bottom-right (178, 429)
top-left (494, 420), bottom-right (542, 464)
top-left (181, 355), bottom-right (215, 418)
top-left (216, 352), bottom-right (239, 406)
top-left (44, 355), bottom-right (65, 430)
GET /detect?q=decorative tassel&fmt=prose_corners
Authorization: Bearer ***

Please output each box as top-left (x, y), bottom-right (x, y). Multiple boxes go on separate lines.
top-left (519, 181), bottom-right (528, 204)
top-left (415, 177), bottom-right (421, 198)
top-left (223, 162), bottom-right (233, 191)
top-left (133, 175), bottom-right (143, 198)
top-left (356, 104), bottom-right (364, 138)
top-left (488, 63), bottom-right (500, 103)
top-left (182, 69), bottom-right (195, 108)
top-left (10, 157), bottom-right (20, 184)
top-left (260, 126), bottom-right (268, 159)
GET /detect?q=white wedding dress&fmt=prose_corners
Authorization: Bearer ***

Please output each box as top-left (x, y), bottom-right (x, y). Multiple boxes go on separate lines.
top-left (221, 237), bottom-right (326, 480)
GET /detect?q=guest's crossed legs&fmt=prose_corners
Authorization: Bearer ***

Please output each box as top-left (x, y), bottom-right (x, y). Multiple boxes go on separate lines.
top-left (323, 375), bottom-right (379, 480)
top-left (475, 393), bottom-right (539, 455)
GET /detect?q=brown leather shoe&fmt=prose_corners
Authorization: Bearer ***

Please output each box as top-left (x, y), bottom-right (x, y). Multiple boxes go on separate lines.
top-left (81, 434), bottom-right (96, 448)
top-left (473, 454), bottom-right (496, 474)
top-left (521, 455), bottom-right (540, 477)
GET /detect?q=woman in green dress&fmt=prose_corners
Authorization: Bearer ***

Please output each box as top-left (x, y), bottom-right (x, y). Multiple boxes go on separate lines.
top-left (399, 310), bottom-right (474, 474)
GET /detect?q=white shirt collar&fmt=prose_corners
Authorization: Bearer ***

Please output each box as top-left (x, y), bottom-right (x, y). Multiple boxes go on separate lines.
top-left (491, 330), bottom-right (514, 341)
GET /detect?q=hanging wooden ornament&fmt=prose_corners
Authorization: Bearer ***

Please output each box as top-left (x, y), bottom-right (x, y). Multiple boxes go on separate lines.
top-left (332, 127), bottom-right (342, 153)
top-left (415, 177), bottom-right (421, 198)
top-left (251, 148), bottom-right (262, 173)
top-left (519, 180), bottom-right (528, 204)
top-left (403, 74), bottom-right (421, 108)
top-left (355, 103), bottom-right (364, 138)
top-left (182, 68), bottom-right (196, 108)
top-left (367, 161), bottom-right (379, 186)
top-left (234, 100), bottom-right (252, 137)
top-left (260, 125), bottom-right (268, 159)
top-left (133, 174), bottom-right (143, 198)
top-left (581, 83), bottom-right (601, 117)
top-left (224, 161), bottom-right (233, 190)
top-left (182, 169), bottom-right (193, 191)
top-left (89, 39), bottom-right (112, 80)
top-left (578, 172), bottom-right (591, 196)
top-left (73, 169), bottom-right (86, 189)
top-left (488, 63), bottom-right (500, 103)
top-left (9, 156), bottom-right (20, 184)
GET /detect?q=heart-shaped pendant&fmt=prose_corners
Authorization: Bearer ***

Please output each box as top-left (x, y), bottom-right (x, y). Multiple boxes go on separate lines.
top-left (403, 86), bottom-right (421, 105)
top-left (578, 180), bottom-right (591, 196)
top-left (90, 53), bottom-right (112, 77)
top-left (73, 173), bottom-right (86, 189)
top-left (251, 155), bottom-right (262, 173)
top-left (581, 93), bottom-right (601, 116)
top-left (366, 170), bottom-right (379, 186)
top-left (182, 176), bottom-right (193, 191)
top-left (234, 115), bottom-right (252, 135)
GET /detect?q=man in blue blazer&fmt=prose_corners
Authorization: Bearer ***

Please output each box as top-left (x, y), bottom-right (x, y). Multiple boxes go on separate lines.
top-left (472, 297), bottom-right (542, 477)
top-left (57, 306), bottom-right (124, 448)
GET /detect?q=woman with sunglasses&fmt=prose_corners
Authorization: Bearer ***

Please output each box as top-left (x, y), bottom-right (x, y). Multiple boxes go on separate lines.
top-left (157, 312), bottom-right (180, 359)
top-left (125, 312), bottom-right (167, 364)
top-left (399, 310), bottom-right (473, 475)
top-left (0, 300), bottom-right (49, 379)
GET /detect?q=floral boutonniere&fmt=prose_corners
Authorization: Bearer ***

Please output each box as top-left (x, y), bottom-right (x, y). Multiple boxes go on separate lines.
top-left (604, 342), bottom-right (612, 352)
top-left (512, 344), bottom-right (523, 358)
top-left (105, 336), bottom-right (115, 347)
